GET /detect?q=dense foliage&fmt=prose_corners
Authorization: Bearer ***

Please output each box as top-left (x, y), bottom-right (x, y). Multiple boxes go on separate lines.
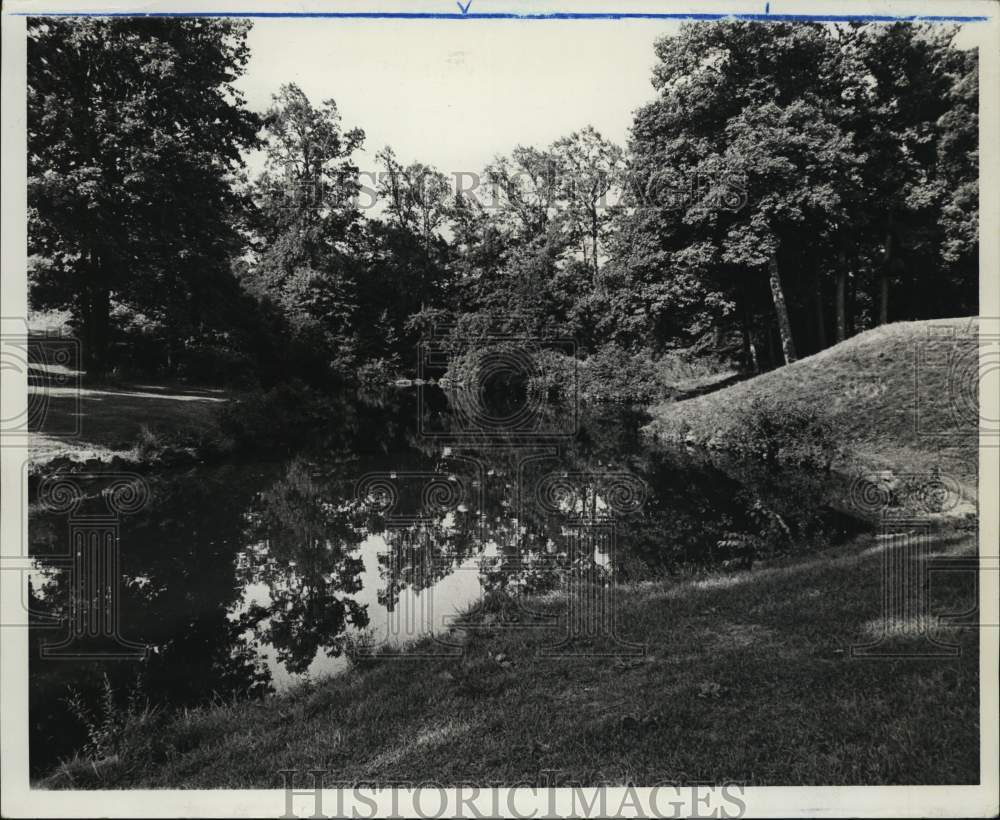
top-left (619, 22), bottom-right (978, 367)
top-left (28, 19), bottom-right (978, 385)
top-left (28, 18), bottom-right (260, 376)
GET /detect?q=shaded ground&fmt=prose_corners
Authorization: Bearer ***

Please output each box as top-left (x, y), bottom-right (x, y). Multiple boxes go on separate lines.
top-left (670, 370), bottom-right (749, 400)
top-left (29, 365), bottom-right (227, 466)
top-left (42, 527), bottom-right (979, 788)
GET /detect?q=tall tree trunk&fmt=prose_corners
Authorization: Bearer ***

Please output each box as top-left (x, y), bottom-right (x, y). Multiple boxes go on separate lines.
top-left (739, 284), bottom-right (759, 373)
top-left (847, 265), bottom-right (856, 337)
top-left (86, 285), bottom-right (111, 379)
top-left (590, 207), bottom-right (601, 293)
top-left (835, 251), bottom-right (848, 343)
top-left (877, 221), bottom-right (893, 326)
top-left (741, 315), bottom-right (759, 373)
top-left (767, 252), bottom-right (797, 364)
top-left (81, 249), bottom-right (111, 379)
top-left (812, 267), bottom-right (827, 351)
top-left (748, 334), bottom-right (759, 373)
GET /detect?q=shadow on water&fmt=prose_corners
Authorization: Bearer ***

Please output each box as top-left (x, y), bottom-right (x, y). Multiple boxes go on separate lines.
top-left (27, 388), bottom-right (867, 775)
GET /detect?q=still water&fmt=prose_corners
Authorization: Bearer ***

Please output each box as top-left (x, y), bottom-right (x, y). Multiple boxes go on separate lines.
top-left (27, 389), bottom-right (864, 773)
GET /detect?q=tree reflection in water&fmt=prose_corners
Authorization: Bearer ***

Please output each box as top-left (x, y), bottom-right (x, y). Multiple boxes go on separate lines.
top-left (28, 394), bottom-right (865, 776)
top-left (240, 460), bottom-right (369, 675)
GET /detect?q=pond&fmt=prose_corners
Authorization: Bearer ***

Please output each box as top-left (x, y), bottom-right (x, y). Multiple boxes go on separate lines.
top-left (27, 388), bottom-right (866, 775)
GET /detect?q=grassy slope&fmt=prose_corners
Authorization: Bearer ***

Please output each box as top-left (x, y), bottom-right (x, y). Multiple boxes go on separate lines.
top-left (645, 318), bottom-right (979, 491)
top-left (44, 529), bottom-right (979, 789)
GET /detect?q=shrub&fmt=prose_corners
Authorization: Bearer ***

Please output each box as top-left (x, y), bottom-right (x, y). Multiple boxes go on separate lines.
top-left (61, 675), bottom-right (166, 775)
top-left (579, 344), bottom-right (668, 403)
top-left (526, 348), bottom-right (579, 402)
top-left (535, 344), bottom-right (726, 405)
top-left (530, 345), bottom-right (677, 405)
top-left (442, 336), bottom-right (722, 408)
top-left (723, 395), bottom-right (838, 469)
top-left (652, 348), bottom-right (725, 386)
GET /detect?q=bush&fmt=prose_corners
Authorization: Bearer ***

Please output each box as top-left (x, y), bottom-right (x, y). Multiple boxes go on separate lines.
top-left (651, 348), bottom-right (726, 386)
top-left (441, 334), bottom-right (723, 408)
top-left (56, 675), bottom-right (168, 784)
top-left (579, 344), bottom-right (669, 403)
top-left (534, 345), bottom-right (726, 405)
top-left (722, 395), bottom-right (838, 469)
top-left (526, 348), bottom-right (579, 402)
top-left (526, 345), bottom-right (676, 404)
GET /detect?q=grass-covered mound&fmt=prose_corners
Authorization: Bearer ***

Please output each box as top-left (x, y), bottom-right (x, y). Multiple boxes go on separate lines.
top-left (645, 318), bottom-right (979, 490)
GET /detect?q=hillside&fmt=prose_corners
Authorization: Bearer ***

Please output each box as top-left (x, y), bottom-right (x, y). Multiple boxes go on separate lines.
top-left (645, 318), bottom-right (981, 490)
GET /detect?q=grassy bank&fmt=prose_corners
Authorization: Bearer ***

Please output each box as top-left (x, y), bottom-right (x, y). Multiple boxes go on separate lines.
top-left (645, 318), bottom-right (979, 492)
top-left (42, 527), bottom-right (978, 788)
top-left (30, 378), bottom-right (230, 470)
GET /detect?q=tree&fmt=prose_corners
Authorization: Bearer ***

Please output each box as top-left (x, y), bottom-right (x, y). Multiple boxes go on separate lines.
top-left (624, 22), bottom-right (858, 364)
top-left (616, 21), bottom-right (975, 368)
top-left (550, 126), bottom-right (625, 290)
top-left (28, 18), bottom-right (260, 375)
top-left (248, 84), bottom-right (366, 372)
top-left (934, 45), bottom-right (979, 315)
top-left (484, 146), bottom-right (560, 243)
top-left (708, 99), bottom-right (863, 364)
top-left (375, 147), bottom-right (451, 244)
top-left (354, 148), bottom-right (455, 361)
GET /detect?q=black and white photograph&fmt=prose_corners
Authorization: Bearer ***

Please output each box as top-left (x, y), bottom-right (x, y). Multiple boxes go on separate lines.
top-left (1, 0), bottom-right (997, 817)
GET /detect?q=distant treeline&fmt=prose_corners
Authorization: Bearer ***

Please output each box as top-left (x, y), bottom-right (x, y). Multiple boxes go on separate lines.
top-left (27, 18), bottom-right (977, 385)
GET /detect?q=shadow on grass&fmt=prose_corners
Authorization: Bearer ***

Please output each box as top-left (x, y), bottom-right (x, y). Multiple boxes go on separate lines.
top-left (29, 382), bottom-right (229, 461)
top-left (38, 527), bottom-right (981, 789)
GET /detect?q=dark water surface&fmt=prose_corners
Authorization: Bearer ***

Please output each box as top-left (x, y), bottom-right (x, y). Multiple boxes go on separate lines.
top-left (28, 389), bottom-right (865, 774)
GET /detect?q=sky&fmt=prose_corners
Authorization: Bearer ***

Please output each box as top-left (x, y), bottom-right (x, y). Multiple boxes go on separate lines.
top-left (234, 18), bottom-right (685, 174)
top-left (234, 17), bottom-right (982, 177)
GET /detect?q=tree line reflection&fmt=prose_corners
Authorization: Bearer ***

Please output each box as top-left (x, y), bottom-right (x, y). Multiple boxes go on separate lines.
top-left (28, 396), bottom-right (861, 774)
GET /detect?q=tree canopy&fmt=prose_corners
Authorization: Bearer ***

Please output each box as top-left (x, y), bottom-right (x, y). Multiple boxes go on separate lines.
top-left (27, 19), bottom-right (978, 384)
top-left (28, 18), bottom-right (260, 374)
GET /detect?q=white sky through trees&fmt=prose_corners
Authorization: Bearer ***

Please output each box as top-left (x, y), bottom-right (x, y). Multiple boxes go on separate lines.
top-left (235, 19), bottom-right (684, 173)
top-left (236, 18), bottom-right (979, 175)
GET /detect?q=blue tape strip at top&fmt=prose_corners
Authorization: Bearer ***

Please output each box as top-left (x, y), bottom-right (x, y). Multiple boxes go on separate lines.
top-left (11, 11), bottom-right (992, 22)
